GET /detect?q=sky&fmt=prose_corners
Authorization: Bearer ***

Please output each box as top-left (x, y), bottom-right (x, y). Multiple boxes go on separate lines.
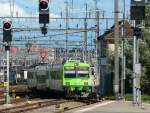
top-left (0, 0), bottom-right (131, 48)
top-left (0, 0), bottom-right (130, 17)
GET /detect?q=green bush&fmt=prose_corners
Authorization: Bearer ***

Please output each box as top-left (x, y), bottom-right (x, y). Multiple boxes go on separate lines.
top-left (125, 94), bottom-right (150, 103)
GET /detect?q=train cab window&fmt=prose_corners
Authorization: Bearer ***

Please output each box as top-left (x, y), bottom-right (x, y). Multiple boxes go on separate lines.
top-left (64, 73), bottom-right (76, 78)
top-left (78, 74), bottom-right (89, 78)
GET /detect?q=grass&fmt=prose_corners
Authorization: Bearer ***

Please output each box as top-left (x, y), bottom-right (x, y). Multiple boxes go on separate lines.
top-left (125, 94), bottom-right (150, 103)
top-left (103, 94), bottom-right (150, 104)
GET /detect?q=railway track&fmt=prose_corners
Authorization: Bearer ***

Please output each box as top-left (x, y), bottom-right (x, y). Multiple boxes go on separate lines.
top-left (0, 85), bottom-right (102, 113)
top-left (0, 99), bottom-right (69, 113)
top-left (0, 97), bottom-right (44, 105)
top-left (53, 99), bottom-right (102, 113)
top-left (0, 97), bottom-right (102, 113)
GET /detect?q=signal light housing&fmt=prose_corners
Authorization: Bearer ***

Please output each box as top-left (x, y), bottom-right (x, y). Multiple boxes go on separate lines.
top-left (40, 0), bottom-right (49, 11)
top-left (130, 0), bottom-right (145, 20)
top-left (39, 0), bottom-right (49, 24)
top-left (3, 22), bottom-right (12, 30)
top-left (3, 19), bottom-right (12, 43)
top-left (133, 27), bottom-right (142, 38)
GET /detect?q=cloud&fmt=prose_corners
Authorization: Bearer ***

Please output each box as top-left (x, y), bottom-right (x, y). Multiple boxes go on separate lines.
top-left (0, 2), bottom-right (29, 17)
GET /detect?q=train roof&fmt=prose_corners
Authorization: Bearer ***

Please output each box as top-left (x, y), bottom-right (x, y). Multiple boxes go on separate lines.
top-left (48, 64), bottom-right (63, 69)
top-left (64, 60), bottom-right (90, 67)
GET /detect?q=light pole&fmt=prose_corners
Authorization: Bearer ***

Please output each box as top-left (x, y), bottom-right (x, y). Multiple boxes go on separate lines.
top-left (114, 0), bottom-right (119, 98)
top-left (121, 0), bottom-right (126, 98)
top-left (131, 0), bottom-right (145, 105)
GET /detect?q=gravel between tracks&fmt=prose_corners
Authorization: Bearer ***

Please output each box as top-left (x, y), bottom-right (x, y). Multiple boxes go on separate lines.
top-left (25, 101), bottom-right (85, 113)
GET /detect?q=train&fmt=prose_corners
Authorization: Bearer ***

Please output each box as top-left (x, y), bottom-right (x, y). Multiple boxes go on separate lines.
top-left (27, 60), bottom-right (99, 98)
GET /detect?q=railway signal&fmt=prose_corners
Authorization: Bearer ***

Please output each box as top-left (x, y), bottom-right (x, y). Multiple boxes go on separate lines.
top-left (3, 19), bottom-right (12, 104)
top-left (3, 19), bottom-right (12, 44)
top-left (130, 0), bottom-right (145, 106)
top-left (133, 27), bottom-right (142, 38)
top-left (39, 0), bottom-right (49, 24)
top-left (131, 0), bottom-right (145, 20)
top-left (41, 25), bottom-right (47, 36)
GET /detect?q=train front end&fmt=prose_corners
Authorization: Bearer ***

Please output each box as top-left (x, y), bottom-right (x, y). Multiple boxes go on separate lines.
top-left (63, 61), bottom-right (92, 98)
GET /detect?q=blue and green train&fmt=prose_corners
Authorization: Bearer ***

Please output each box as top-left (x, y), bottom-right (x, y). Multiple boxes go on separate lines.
top-left (27, 60), bottom-right (99, 98)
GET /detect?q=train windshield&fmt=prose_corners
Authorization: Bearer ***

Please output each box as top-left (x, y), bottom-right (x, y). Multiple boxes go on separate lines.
top-left (77, 67), bottom-right (89, 78)
top-left (64, 67), bottom-right (76, 78)
top-left (78, 74), bottom-right (89, 78)
top-left (64, 66), bottom-right (89, 78)
top-left (64, 73), bottom-right (76, 78)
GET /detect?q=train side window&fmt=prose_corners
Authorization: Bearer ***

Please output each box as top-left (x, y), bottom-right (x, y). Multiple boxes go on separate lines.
top-left (37, 75), bottom-right (46, 83)
top-left (58, 71), bottom-right (61, 79)
top-left (56, 71), bottom-right (59, 80)
top-left (55, 72), bottom-right (57, 80)
top-left (46, 71), bottom-right (49, 79)
top-left (57, 71), bottom-right (59, 80)
top-left (51, 71), bottom-right (54, 79)
top-left (28, 72), bottom-right (33, 79)
top-left (50, 70), bottom-right (61, 80)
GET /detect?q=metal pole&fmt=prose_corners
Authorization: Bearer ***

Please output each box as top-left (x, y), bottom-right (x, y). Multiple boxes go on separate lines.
top-left (6, 50), bottom-right (10, 104)
top-left (121, 40), bottom-right (124, 97)
top-left (84, 18), bottom-right (87, 61)
top-left (121, 0), bottom-right (126, 98)
top-left (93, 0), bottom-right (100, 92)
top-left (133, 34), bottom-right (137, 104)
top-left (65, 0), bottom-right (69, 58)
top-left (84, 3), bottom-right (88, 61)
top-left (136, 38), bottom-right (141, 105)
top-left (114, 0), bottom-right (119, 98)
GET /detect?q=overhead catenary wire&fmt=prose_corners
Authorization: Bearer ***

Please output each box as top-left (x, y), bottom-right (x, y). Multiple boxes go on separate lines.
top-left (9, 0), bottom-right (15, 19)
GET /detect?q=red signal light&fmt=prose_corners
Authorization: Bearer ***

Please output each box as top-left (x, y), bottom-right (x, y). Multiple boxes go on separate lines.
top-left (3, 19), bottom-right (12, 43)
top-left (40, 0), bottom-right (49, 10)
top-left (3, 22), bottom-right (11, 30)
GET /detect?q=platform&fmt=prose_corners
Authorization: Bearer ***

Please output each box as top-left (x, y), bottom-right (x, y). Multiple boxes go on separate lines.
top-left (65, 100), bottom-right (150, 113)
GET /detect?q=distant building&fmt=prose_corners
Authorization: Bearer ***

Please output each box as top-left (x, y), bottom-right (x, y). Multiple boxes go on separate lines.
top-left (97, 20), bottom-right (133, 95)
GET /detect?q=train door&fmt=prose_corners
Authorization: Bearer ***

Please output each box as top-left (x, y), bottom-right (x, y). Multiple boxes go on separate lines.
top-left (46, 66), bottom-right (51, 89)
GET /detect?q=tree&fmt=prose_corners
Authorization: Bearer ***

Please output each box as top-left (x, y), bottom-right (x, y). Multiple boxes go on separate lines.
top-left (139, 30), bottom-right (150, 94)
top-left (124, 4), bottom-right (150, 95)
